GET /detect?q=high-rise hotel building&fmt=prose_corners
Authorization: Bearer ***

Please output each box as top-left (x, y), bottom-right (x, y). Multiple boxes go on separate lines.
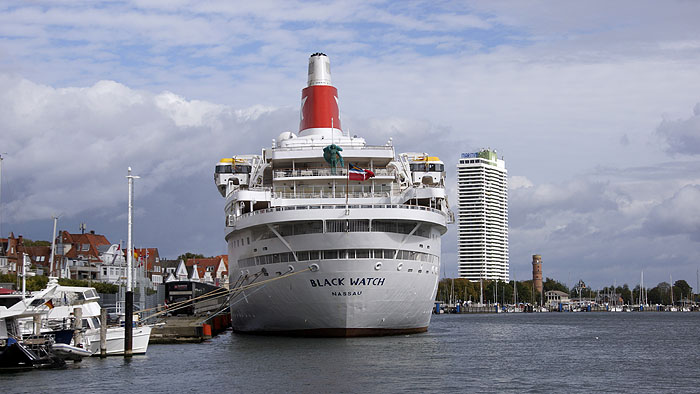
top-left (457, 150), bottom-right (508, 281)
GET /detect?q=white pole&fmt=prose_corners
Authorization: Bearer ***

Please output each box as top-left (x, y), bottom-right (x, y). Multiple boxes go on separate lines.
top-left (49, 216), bottom-right (58, 277)
top-left (126, 167), bottom-right (140, 292)
top-left (22, 253), bottom-right (27, 299)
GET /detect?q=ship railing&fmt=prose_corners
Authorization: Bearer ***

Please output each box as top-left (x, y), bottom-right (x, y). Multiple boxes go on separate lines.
top-left (272, 191), bottom-right (394, 199)
top-left (273, 167), bottom-right (393, 179)
top-left (233, 202), bottom-right (445, 223)
top-left (272, 144), bottom-right (394, 152)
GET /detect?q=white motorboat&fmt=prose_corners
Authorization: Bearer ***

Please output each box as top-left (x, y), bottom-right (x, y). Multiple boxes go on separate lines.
top-left (10, 278), bottom-right (151, 355)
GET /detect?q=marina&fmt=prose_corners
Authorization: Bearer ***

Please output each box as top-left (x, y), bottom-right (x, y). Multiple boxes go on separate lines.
top-left (2, 312), bottom-right (700, 393)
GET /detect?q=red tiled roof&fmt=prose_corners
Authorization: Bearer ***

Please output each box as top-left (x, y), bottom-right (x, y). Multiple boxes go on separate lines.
top-left (185, 257), bottom-right (226, 279)
top-left (62, 231), bottom-right (110, 261)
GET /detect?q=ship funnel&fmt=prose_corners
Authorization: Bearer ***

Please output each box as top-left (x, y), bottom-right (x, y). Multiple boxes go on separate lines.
top-left (308, 52), bottom-right (332, 86)
top-left (299, 53), bottom-right (342, 136)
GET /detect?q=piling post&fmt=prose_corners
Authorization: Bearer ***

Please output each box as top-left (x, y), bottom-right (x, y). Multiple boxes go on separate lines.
top-left (100, 308), bottom-right (107, 357)
top-left (73, 307), bottom-right (83, 348)
top-left (125, 291), bottom-right (133, 357)
top-left (33, 314), bottom-right (42, 335)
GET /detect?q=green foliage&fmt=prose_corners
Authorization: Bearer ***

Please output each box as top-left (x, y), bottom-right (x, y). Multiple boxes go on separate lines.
top-left (57, 278), bottom-right (119, 294)
top-left (0, 274), bottom-right (48, 291)
top-left (22, 239), bottom-right (51, 247)
top-left (437, 278), bottom-right (534, 304)
top-left (177, 252), bottom-right (205, 261)
top-left (673, 280), bottom-right (692, 300)
top-left (543, 277), bottom-right (569, 293)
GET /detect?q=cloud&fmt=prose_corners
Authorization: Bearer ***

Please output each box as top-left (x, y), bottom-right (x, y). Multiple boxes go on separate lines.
top-left (657, 103), bottom-right (700, 155)
top-left (0, 74), bottom-right (293, 223)
top-left (645, 184), bottom-right (700, 241)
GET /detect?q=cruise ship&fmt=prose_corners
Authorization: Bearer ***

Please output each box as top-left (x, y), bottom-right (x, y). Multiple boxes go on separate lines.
top-left (215, 53), bottom-right (453, 336)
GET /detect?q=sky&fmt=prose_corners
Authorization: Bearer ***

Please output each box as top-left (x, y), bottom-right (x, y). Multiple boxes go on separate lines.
top-left (1, 0), bottom-right (700, 290)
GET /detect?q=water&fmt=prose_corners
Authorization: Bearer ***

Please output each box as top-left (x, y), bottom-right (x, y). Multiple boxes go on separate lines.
top-left (3, 313), bottom-right (699, 393)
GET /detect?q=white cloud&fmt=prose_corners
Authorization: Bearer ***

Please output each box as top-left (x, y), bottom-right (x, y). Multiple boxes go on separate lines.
top-left (645, 185), bottom-right (700, 241)
top-left (0, 74), bottom-right (289, 224)
top-left (509, 176), bottom-right (533, 190)
top-left (657, 103), bottom-right (700, 155)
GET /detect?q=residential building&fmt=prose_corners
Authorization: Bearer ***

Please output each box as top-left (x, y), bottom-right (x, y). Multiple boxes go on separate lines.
top-left (457, 150), bottom-right (509, 281)
top-left (0, 234), bottom-right (26, 275)
top-left (60, 230), bottom-right (111, 280)
top-left (546, 290), bottom-right (570, 308)
top-left (186, 256), bottom-right (229, 287)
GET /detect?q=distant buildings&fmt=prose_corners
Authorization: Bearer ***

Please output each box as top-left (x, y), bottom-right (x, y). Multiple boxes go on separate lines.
top-left (164, 256), bottom-right (229, 288)
top-left (457, 150), bottom-right (509, 281)
top-left (1, 229), bottom-right (228, 289)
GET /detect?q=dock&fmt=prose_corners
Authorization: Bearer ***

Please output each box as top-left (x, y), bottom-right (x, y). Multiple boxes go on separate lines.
top-left (149, 314), bottom-right (231, 343)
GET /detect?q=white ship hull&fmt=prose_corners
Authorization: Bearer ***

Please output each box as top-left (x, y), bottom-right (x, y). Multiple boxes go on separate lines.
top-left (219, 53), bottom-right (451, 337)
top-left (230, 258), bottom-right (439, 335)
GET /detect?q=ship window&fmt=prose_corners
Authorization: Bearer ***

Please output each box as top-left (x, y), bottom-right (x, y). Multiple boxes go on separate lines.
top-left (234, 165), bottom-right (252, 174)
top-left (383, 250), bottom-right (395, 259)
top-left (216, 165), bottom-right (233, 174)
top-left (373, 249), bottom-right (383, 259)
top-left (356, 249), bottom-right (370, 259)
top-left (343, 250), bottom-right (353, 259)
top-left (323, 250), bottom-right (338, 259)
top-left (297, 251), bottom-right (309, 261)
top-left (309, 251), bottom-right (320, 260)
top-left (279, 253), bottom-right (288, 263)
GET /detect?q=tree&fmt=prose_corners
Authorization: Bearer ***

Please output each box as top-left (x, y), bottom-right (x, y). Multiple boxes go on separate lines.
top-left (177, 252), bottom-right (205, 261)
top-left (673, 280), bottom-right (692, 301)
top-left (22, 238), bottom-right (51, 247)
top-left (543, 277), bottom-right (569, 293)
top-left (617, 284), bottom-right (632, 304)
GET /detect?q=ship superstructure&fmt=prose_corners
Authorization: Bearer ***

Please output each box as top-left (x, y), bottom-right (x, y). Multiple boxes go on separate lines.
top-left (215, 53), bottom-right (452, 336)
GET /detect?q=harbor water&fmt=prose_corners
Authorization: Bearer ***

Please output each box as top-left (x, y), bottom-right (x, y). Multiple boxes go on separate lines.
top-left (3, 312), bottom-right (699, 393)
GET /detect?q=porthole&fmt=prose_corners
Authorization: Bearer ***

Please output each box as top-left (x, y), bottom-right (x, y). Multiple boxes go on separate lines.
top-left (288, 265), bottom-right (294, 272)
top-left (375, 262), bottom-right (382, 271)
top-left (309, 263), bottom-right (319, 272)
top-left (397, 263), bottom-right (403, 271)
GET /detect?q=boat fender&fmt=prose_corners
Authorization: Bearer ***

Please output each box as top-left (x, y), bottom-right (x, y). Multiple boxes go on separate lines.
top-left (309, 263), bottom-right (319, 272)
top-left (374, 262), bottom-right (382, 271)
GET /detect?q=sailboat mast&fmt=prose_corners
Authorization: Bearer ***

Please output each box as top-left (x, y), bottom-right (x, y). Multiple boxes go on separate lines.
top-left (49, 216), bottom-right (58, 277)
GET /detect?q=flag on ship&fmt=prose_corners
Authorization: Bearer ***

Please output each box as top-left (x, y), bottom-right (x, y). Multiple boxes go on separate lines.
top-left (348, 163), bottom-right (375, 181)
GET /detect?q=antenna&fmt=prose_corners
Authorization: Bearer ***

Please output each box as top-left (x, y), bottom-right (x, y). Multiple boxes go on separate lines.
top-left (79, 222), bottom-right (87, 234)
